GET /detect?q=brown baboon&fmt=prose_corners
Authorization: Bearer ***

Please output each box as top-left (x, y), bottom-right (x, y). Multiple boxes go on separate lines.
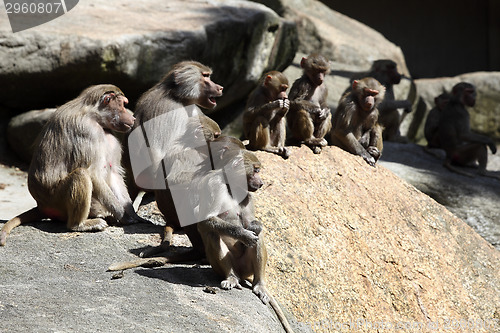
top-left (287, 54), bottom-right (332, 154)
top-left (424, 92), bottom-right (450, 149)
top-left (365, 59), bottom-right (412, 142)
top-left (196, 149), bottom-right (293, 332)
top-left (438, 82), bottom-right (498, 178)
top-left (331, 77), bottom-right (386, 167)
top-left (130, 61), bottom-right (223, 258)
top-left (0, 85), bottom-right (147, 246)
top-left (243, 71), bottom-right (290, 158)
top-left (109, 146), bottom-right (293, 332)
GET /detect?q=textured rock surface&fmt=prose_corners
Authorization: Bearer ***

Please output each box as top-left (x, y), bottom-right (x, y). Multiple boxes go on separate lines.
top-left (1, 145), bottom-right (499, 332)
top-left (252, 0), bottom-right (408, 74)
top-left (6, 108), bottom-right (55, 162)
top-left (0, 0), bottom-right (297, 112)
top-left (379, 142), bottom-right (500, 251)
top-left (253, 146), bottom-right (500, 332)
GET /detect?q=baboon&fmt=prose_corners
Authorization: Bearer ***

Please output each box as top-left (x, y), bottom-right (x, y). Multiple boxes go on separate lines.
top-left (196, 148), bottom-right (293, 332)
top-left (287, 54), bottom-right (332, 154)
top-left (424, 92), bottom-right (450, 149)
top-left (0, 85), bottom-right (147, 246)
top-left (243, 71), bottom-right (290, 158)
top-left (438, 82), bottom-right (498, 178)
top-left (109, 146), bottom-right (293, 332)
top-left (365, 59), bottom-right (412, 142)
top-left (331, 77), bottom-right (386, 167)
top-left (130, 61), bottom-right (224, 258)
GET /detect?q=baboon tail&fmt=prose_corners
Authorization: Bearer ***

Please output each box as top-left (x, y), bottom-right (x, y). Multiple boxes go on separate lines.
top-left (0, 207), bottom-right (42, 246)
top-left (269, 296), bottom-right (295, 333)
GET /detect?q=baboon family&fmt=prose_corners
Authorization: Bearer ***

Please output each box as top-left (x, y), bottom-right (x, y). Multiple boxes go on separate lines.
top-left (1, 54), bottom-right (497, 332)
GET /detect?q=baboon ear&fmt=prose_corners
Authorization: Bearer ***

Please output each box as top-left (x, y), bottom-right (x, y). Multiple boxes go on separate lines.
top-left (300, 57), bottom-right (307, 68)
top-left (264, 75), bottom-right (273, 86)
top-left (352, 80), bottom-right (359, 90)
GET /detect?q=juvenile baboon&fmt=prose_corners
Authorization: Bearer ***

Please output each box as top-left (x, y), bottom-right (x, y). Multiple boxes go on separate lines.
top-left (365, 59), bottom-right (412, 142)
top-left (331, 77), bottom-right (386, 167)
top-left (196, 148), bottom-right (293, 332)
top-left (130, 61), bottom-right (224, 258)
top-left (0, 85), bottom-right (147, 246)
top-left (438, 82), bottom-right (498, 178)
top-left (287, 54), bottom-right (332, 154)
top-left (243, 71), bottom-right (290, 158)
top-left (424, 92), bottom-right (450, 149)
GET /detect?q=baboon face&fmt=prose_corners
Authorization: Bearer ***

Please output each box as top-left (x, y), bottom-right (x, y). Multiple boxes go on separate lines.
top-left (98, 91), bottom-right (135, 132)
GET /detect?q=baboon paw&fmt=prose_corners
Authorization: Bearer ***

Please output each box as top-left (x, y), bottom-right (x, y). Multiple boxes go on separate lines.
top-left (139, 242), bottom-right (170, 258)
top-left (280, 147), bottom-right (290, 159)
top-left (253, 284), bottom-right (270, 304)
top-left (72, 218), bottom-right (108, 232)
top-left (221, 277), bottom-right (241, 290)
top-left (241, 230), bottom-right (259, 247)
top-left (312, 146), bottom-right (322, 154)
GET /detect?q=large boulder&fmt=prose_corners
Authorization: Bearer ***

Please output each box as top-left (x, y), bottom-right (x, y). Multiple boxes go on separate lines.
top-left (402, 72), bottom-right (500, 143)
top-left (251, 0), bottom-right (408, 74)
top-left (253, 146), bottom-right (500, 331)
top-left (6, 108), bottom-right (56, 162)
top-left (1, 144), bottom-right (499, 332)
top-left (0, 0), bottom-right (297, 112)
top-left (379, 142), bottom-right (500, 251)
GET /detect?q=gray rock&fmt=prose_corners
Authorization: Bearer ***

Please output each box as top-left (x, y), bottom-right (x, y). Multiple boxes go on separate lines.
top-left (7, 108), bottom-right (55, 162)
top-left (0, 220), bottom-right (299, 333)
top-left (252, 0), bottom-right (409, 74)
top-left (379, 142), bottom-right (500, 250)
top-left (0, 0), bottom-right (297, 112)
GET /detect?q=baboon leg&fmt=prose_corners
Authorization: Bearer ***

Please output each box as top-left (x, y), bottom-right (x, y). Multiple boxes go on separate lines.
top-left (61, 168), bottom-right (108, 231)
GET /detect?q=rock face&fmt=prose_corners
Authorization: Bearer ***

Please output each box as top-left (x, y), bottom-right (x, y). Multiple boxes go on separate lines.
top-left (253, 146), bottom-right (500, 332)
top-left (403, 72), bottom-right (500, 143)
top-left (0, 0), bottom-right (297, 112)
top-left (6, 108), bottom-right (55, 162)
top-left (379, 142), bottom-right (500, 251)
top-left (1, 143), bottom-right (499, 332)
top-left (252, 0), bottom-right (408, 74)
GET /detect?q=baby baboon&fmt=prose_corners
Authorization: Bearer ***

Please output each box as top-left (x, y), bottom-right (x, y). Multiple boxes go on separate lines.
top-left (424, 92), bottom-right (450, 149)
top-left (196, 147), bottom-right (293, 333)
top-left (1, 85), bottom-right (147, 246)
top-left (287, 54), bottom-right (332, 154)
top-left (366, 59), bottom-right (412, 142)
top-left (243, 71), bottom-right (290, 158)
top-left (331, 77), bottom-right (386, 167)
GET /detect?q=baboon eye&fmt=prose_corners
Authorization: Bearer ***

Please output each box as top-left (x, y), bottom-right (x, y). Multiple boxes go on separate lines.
top-left (202, 72), bottom-right (210, 78)
top-left (254, 168), bottom-right (260, 173)
top-left (103, 93), bottom-right (115, 105)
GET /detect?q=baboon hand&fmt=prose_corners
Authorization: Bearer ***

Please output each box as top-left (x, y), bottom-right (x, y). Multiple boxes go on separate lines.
top-left (240, 229), bottom-right (259, 247)
top-left (488, 142), bottom-right (497, 154)
top-left (317, 107), bottom-right (330, 120)
top-left (366, 146), bottom-right (380, 160)
top-left (363, 154), bottom-right (377, 167)
top-left (402, 100), bottom-right (412, 112)
top-left (275, 98), bottom-right (289, 113)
